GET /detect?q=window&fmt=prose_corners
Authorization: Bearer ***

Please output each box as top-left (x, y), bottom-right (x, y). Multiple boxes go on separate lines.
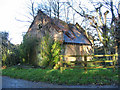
top-left (38, 23), bottom-right (42, 29)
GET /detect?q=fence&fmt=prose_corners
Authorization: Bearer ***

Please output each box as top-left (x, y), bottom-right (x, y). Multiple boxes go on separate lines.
top-left (60, 54), bottom-right (118, 72)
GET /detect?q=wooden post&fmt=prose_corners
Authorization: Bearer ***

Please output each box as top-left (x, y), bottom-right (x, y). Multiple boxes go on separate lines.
top-left (84, 55), bottom-right (87, 73)
top-left (60, 55), bottom-right (63, 67)
top-left (113, 54), bottom-right (115, 72)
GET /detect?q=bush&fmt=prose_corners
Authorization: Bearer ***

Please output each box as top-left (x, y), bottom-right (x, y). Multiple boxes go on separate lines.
top-left (1, 31), bottom-right (22, 66)
top-left (5, 52), bottom-right (18, 66)
top-left (38, 34), bottom-right (62, 69)
top-left (2, 47), bottom-right (21, 66)
top-left (19, 35), bottom-right (39, 66)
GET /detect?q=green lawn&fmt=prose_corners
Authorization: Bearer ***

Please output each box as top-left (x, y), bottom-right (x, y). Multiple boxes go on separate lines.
top-left (2, 67), bottom-right (119, 85)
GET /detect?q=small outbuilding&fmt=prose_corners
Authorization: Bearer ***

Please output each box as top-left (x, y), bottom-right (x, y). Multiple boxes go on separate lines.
top-left (27, 10), bottom-right (94, 62)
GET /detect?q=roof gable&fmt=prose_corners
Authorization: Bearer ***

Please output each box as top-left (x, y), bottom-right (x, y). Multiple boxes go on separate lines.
top-left (27, 10), bottom-right (92, 45)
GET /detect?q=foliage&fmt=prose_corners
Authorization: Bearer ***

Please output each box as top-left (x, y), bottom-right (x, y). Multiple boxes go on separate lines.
top-left (2, 49), bottom-right (21, 66)
top-left (38, 34), bottom-right (62, 69)
top-left (20, 35), bottom-right (39, 66)
top-left (1, 32), bottom-right (9, 54)
top-left (1, 32), bottom-right (21, 66)
top-left (1, 32), bottom-right (62, 67)
top-left (2, 67), bottom-right (118, 85)
top-left (94, 46), bottom-right (105, 55)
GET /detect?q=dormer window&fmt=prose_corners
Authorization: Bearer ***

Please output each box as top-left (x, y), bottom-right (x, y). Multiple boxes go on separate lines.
top-left (38, 23), bottom-right (42, 29)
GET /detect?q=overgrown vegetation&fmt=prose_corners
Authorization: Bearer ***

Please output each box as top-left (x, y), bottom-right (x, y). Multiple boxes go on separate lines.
top-left (1, 32), bottom-right (118, 86)
top-left (1, 32), bottom-right (62, 69)
top-left (1, 32), bottom-right (21, 66)
top-left (38, 34), bottom-right (62, 69)
top-left (2, 67), bottom-right (118, 85)
top-left (19, 35), bottom-right (39, 66)
top-left (2, 48), bottom-right (21, 66)
top-left (1, 32), bottom-right (39, 67)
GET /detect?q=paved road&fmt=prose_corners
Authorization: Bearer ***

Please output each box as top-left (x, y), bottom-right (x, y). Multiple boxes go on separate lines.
top-left (2, 76), bottom-right (119, 88)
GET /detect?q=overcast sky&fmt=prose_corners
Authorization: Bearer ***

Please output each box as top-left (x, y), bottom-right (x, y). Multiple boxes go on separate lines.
top-left (0, 0), bottom-right (27, 44)
top-left (0, 0), bottom-right (39, 44)
top-left (0, 0), bottom-right (119, 45)
top-left (0, 0), bottom-right (91, 45)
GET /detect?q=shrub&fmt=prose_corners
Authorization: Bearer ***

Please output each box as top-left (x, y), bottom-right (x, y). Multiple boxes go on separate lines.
top-left (2, 46), bottom-right (21, 66)
top-left (38, 34), bottom-right (62, 69)
top-left (1, 32), bottom-right (22, 66)
top-left (19, 35), bottom-right (39, 66)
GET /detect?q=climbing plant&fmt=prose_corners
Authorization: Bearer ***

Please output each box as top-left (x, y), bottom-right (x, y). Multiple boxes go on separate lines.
top-left (38, 34), bottom-right (62, 68)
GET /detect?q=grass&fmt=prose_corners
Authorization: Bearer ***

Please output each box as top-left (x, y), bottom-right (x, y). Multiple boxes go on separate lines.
top-left (2, 66), bottom-right (119, 85)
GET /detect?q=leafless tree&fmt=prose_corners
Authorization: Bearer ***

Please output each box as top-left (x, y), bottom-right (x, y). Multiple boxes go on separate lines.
top-left (67, 0), bottom-right (119, 55)
top-left (15, 0), bottom-right (37, 25)
top-left (38, 0), bottom-right (60, 18)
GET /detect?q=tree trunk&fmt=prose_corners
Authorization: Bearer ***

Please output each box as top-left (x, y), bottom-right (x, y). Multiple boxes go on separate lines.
top-left (104, 46), bottom-right (109, 60)
top-left (118, 43), bottom-right (120, 65)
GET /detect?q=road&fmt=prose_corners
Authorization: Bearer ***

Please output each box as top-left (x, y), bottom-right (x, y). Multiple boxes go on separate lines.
top-left (2, 76), bottom-right (119, 88)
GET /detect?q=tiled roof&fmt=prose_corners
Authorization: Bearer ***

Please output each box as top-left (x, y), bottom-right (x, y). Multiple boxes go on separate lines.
top-left (63, 27), bottom-right (91, 45)
top-left (28, 10), bottom-right (92, 45)
top-left (52, 20), bottom-right (91, 45)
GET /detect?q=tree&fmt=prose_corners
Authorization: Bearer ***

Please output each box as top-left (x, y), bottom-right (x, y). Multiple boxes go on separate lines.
top-left (20, 35), bottom-right (39, 66)
top-left (37, 0), bottom-right (60, 18)
top-left (115, 2), bottom-right (120, 67)
top-left (15, 0), bottom-right (38, 27)
top-left (1, 32), bottom-right (9, 57)
top-left (37, 0), bottom-right (76, 24)
top-left (1, 32), bottom-right (21, 66)
top-left (67, 0), bottom-right (119, 55)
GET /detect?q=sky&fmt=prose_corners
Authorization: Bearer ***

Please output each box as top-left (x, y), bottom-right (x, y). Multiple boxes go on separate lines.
top-left (0, 0), bottom-right (92, 45)
top-left (0, 0), bottom-right (37, 44)
top-left (0, 0), bottom-right (119, 45)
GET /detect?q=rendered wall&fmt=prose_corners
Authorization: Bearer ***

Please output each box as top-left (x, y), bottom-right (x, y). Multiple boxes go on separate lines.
top-left (64, 44), bottom-right (93, 62)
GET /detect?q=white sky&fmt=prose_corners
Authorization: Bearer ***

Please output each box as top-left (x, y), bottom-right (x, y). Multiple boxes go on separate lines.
top-left (0, 0), bottom-right (35, 44)
top-left (0, 0), bottom-right (92, 45)
top-left (0, 0), bottom-right (119, 45)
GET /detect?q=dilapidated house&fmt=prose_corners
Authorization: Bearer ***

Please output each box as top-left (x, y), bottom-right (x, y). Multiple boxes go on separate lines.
top-left (27, 10), bottom-right (94, 61)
